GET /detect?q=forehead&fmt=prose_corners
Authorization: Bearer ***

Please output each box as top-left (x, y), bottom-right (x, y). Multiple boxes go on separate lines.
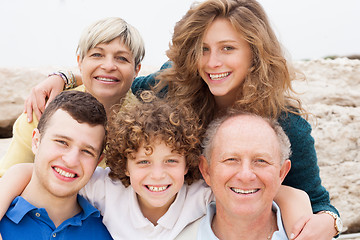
top-left (212, 115), bottom-right (280, 157)
top-left (43, 109), bottom-right (105, 146)
top-left (91, 37), bottom-right (131, 53)
top-left (203, 18), bottom-right (243, 42)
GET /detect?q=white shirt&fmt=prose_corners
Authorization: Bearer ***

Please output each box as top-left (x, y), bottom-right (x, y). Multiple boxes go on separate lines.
top-left (196, 201), bottom-right (288, 240)
top-left (80, 167), bottom-right (213, 240)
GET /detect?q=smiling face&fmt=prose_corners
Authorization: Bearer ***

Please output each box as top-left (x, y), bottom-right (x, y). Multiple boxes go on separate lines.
top-left (31, 109), bottom-right (105, 199)
top-left (78, 37), bottom-right (141, 109)
top-left (126, 140), bottom-right (188, 218)
top-left (200, 115), bottom-right (290, 220)
top-left (198, 18), bottom-right (252, 108)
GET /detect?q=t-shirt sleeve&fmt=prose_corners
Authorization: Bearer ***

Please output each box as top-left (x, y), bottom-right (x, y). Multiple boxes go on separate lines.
top-left (0, 113), bottom-right (38, 177)
top-left (80, 167), bottom-right (111, 213)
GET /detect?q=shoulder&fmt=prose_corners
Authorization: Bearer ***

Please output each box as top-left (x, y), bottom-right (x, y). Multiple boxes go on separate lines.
top-left (174, 216), bottom-right (203, 240)
top-left (13, 112), bottom-right (38, 133)
top-left (277, 112), bottom-right (313, 141)
top-left (278, 112), bottom-right (311, 132)
top-left (184, 180), bottom-right (213, 203)
top-left (72, 85), bottom-right (86, 92)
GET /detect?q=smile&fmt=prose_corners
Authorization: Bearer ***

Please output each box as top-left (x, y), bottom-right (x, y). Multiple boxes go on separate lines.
top-left (95, 77), bottom-right (119, 82)
top-left (53, 167), bottom-right (77, 178)
top-left (146, 185), bottom-right (170, 192)
top-left (209, 72), bottom-right (231, 80)
top-left (231, 187), bottom-right (259, 194)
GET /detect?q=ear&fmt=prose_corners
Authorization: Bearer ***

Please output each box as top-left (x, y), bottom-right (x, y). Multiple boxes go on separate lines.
top-left (184, 165), bottom-right (189, 176)
top-left (199, 155), bottom-right (212, 187)
top-left (134, 63), bottom-right (141, 79)
top-left (77, 55), bottom-right (82, 72)
top-left (31, 128), bottom-right (41, 155)
top-left (279, 159), bottom-right (291, 183)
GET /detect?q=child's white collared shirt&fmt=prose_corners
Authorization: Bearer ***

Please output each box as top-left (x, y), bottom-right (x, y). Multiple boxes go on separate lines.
top-left (80, 167), bottom-right (213, 240)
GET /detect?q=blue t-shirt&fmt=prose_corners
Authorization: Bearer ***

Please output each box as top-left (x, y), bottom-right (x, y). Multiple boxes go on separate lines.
top-left (0, 195), bottom-right (113, 240)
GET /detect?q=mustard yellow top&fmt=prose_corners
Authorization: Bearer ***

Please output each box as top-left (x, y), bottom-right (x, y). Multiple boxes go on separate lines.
top-left (0, 86), bottom-right (138, 177)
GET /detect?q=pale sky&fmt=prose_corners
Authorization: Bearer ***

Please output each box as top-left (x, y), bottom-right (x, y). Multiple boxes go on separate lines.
top-left (0, 0), bottom-right (359, 69)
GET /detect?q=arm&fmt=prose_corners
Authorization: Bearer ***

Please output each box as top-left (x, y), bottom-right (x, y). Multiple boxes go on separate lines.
top-left (0, 113), bottom-right (37, 177)
top-left (131, 61), bottom-right (172, 97)
top-left (0, 163), bottom-right (33, 219)
top-left (274, 185), bottom-right (312, 239)
top-left (24, 72), bottom-right (82, 122)
top-left (278, 113), bottom-right (340, 239)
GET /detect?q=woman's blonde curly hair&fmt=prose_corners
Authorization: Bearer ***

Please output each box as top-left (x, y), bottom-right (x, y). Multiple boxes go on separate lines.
top-left (105, 92), bottom-right (204, 187)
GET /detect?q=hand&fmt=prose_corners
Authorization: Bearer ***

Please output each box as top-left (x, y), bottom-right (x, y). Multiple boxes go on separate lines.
top-left (24, 75), bottom-right (65, 122)
top-left (290, 213), bottom-right (336, 240)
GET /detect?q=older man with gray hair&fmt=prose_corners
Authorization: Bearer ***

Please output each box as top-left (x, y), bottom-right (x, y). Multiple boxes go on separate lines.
top-left (177, 111), bottom-right (299, 240)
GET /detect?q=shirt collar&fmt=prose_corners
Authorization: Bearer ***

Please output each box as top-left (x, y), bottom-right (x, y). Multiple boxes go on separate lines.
top-left (5, 196), bottom-right (37, 224)
top-left (198, 201), bottom-right (218, 239)
top-left (5, 195), bottom-right (100, 226)
top-left (157, 184), bottom-right (187, 229)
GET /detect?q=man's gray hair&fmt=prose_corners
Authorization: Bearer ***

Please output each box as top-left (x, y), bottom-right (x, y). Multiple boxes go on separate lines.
top-left (202, 111), bottom-right (292, 164)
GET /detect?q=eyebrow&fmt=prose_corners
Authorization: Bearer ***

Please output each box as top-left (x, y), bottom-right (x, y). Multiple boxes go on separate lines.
top-left (91, 46), bottom-right (131, 55)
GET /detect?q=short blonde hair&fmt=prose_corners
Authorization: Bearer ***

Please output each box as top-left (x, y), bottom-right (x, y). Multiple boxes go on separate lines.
top-left (77, 17), bottom-right (145, 68)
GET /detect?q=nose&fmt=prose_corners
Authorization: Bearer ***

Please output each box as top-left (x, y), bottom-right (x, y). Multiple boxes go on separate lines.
top-left (206, 50), bottom-right (222, 69)
top-left (101, 56), bottom-right (117, 71)
top-left (62, 148), bottom-right (80, 167)
top-left (236, 162), bottom-right (256, 182)
top-left (150, 164), bottom-right (166, 180)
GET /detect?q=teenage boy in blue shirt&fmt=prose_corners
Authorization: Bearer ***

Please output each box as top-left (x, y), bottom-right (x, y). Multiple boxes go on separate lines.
top-left (0, 91), bottom-right (112, 240)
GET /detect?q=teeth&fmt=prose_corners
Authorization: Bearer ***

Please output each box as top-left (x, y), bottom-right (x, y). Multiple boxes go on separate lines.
top-left (209, 72), bottom-right (230, 80)
top-left (54, 167), bottom-right (76, 178)
top-left (231, 188), bottom-right (258, 194)
top-left (96, 77), bottom-right (117, 82)
top-left (148, 185), bottom-right (168, 192)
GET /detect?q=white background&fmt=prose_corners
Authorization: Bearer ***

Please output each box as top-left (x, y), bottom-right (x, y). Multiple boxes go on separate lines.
top-left (0, 0), bottom-right (359, 69)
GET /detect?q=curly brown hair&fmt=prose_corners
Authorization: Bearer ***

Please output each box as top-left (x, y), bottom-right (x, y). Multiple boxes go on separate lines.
top-left (105, 92), bottom-right (203, 187)
top-left (156, 0), bottom-right (306, 127)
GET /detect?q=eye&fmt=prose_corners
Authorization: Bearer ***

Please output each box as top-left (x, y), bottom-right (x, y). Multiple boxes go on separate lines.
top-left (116, 56), bottom-right (130, 62)
top-left (82, 149), bottom-right (95, 157)
top-left (166, 159), bottom-right (178, 164)
top-left (202, 46), bottom-right (209, 52)
top-left (223, 158), bottom-right (237, 163)
top-left (137, 160), bottom-right (150, 165)
top-left (90, 53), bottom-right (102, 58)
top-left (55, 140), bottom-right (68, 146)
top-left (223, 46), bottom-right (234, 51)
top-left (255, 158), bottom-right (269, 165)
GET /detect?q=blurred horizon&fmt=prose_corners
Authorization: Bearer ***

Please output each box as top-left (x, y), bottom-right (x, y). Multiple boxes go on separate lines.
top-left (0, 0), bottom-right (359, 69)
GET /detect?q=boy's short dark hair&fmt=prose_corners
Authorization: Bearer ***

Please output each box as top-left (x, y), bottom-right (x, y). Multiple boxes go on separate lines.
top-left (37, 91), bottom-right (107, 152)
top-left (106, 92), bottom-right (204, 186)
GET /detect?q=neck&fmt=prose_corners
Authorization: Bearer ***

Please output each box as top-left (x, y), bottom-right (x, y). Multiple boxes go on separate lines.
top-left (101, 98), bottom-right (123, 117)
top-left (214, 91), bottom-right (238, 110)
top-left (140, 205), bottom-right (168, 226)
top-left (21, 177), bottom-right (81, 228)
top-left (137, 194), bottom-right (176, 226)
top-left (212, 206), bottom-right (277, 240)
top-left (85, 91), bottom-right (126, 118)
